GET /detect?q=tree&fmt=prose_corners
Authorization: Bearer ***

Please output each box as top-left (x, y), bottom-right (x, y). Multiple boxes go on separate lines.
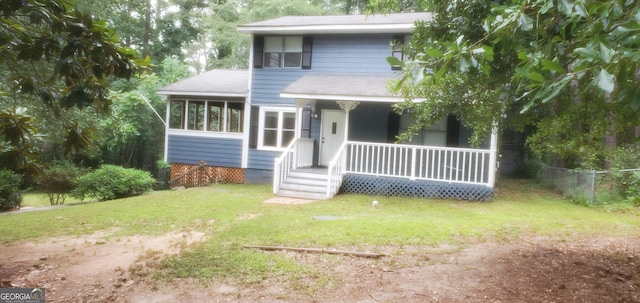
top-left (0, 0), bottom-right (141, 175)
top-left (374, 0), bottom-right (640, 169)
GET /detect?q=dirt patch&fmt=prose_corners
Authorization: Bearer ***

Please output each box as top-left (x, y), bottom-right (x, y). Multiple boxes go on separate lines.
top-left (0, 229), bottom-right (206, 302)
top-left (1, 233), bottom-right (639, 302)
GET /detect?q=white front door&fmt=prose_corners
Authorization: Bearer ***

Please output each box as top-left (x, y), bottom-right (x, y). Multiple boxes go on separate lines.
top-left (319, 109), bottom-right (346, 166)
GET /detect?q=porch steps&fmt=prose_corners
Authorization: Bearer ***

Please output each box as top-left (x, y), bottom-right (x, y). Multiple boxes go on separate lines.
top-left (276, 168), bottom-right (329, 200)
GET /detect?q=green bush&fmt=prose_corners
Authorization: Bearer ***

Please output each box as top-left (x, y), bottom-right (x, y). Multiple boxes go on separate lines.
top-left (625, 171), bottom-right (640, 206)
top-left (72, 165), bottom-right (156, 201)
top-left (0, 169), bottom-right (23, 211)
top-left (39, 161), bottom-right (88, 205)
top-left (608, 145), bottom-right (640, 201)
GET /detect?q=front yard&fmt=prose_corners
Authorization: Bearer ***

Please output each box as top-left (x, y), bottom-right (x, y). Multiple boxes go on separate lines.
top-left (1, 179), bottom-right (639, 302)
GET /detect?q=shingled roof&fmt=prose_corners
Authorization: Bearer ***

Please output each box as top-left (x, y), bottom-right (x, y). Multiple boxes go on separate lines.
top-left (157, 69), bottom-right (249, 97)
top-left (280, 73), bottom-right (406, 102)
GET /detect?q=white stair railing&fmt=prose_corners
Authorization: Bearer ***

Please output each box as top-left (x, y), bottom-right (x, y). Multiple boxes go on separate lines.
top-left (273, 138), bottom-right (315, 194)
top-left (326, 141), bottom-right (348, 197)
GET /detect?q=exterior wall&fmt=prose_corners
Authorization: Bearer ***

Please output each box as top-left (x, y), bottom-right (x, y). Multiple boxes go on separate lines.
top-left (247, 33), bottom-right (399, 174)
top-left (167, 134), bottom-right (243, 167)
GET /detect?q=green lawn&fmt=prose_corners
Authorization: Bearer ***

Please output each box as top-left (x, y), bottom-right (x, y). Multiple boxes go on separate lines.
top-left (2, 179), bottom-right (639, 284)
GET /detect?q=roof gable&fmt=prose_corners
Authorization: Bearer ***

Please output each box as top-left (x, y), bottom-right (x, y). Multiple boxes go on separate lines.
top-left (238, 12), bottom-right (433, 34)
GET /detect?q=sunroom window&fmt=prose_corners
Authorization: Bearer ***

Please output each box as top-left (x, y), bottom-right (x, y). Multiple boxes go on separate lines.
top-left (169, 99), bottom-right (244, 133)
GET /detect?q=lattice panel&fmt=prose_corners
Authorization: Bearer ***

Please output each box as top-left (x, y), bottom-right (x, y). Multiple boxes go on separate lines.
top-left (341, 174), bottom-right (493, 202)
top-left (170, 163), bottom-right (244, 188)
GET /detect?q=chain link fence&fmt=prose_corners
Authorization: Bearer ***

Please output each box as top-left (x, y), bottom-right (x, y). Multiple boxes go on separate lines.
top-left (538, 166), bottom-right (640, 205)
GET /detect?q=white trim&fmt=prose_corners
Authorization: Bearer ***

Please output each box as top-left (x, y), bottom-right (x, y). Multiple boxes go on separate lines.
top-left (241, 40), bottom-right (255, 169)
top-left (280, 92), bottom-right (425, 103)
top-left (237, 24), bottom-right (415, 35)
top-left (164, 98), bottom-right (170, 162)
top-left (257, 106), bottom-right (296, 151)
top-left (167, 129), bottom-right (244, 139)
top-left (157, 91), bottom-right (247, 97)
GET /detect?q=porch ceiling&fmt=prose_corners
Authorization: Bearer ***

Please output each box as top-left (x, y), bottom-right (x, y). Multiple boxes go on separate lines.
top-left (280, 73), bottom-right (411, 103)
top-left (158, 69), bottom-right (249, 98)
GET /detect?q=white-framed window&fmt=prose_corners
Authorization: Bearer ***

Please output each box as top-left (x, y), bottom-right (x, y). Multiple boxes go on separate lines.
top-left (169, 99), bottom-right (244, 133)
top-left (258, 107), bottom-right (296, 150)
top-left (264, 36), bottom-right (303, 68)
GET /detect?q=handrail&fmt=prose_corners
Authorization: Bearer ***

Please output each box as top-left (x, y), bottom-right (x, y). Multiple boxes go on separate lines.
top-left (273, 138), bottom-right (314, 194)
top-left (326, 141), bottom-right (348, 197)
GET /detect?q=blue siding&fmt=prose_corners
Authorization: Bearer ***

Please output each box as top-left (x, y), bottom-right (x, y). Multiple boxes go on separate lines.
top-left (247, 149), bottom-right (280, 171)
top-left (248, 33), bottom-right (398, 171)
top-left (312, 35), bottom-right (396, 74)
top-left (167, 135), bottom-right (242, 167)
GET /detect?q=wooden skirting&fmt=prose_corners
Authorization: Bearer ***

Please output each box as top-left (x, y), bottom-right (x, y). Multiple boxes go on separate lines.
top-left (170, 163), bottom-right (245, 188)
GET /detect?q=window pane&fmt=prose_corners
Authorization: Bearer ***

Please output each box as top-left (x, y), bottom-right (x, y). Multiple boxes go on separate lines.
top-left (264, 53), bottom-right (281, 67)
top-left (282, 112), bottom-right (295, 130)
top-left (284, 36), bottom-right (302, 52)
top-left (264, 111), bottom-right (278, 128)
top-left (263, 130), bottom-right (277, 147)
top-left (187, 101), bottom-right (205, 130)
top-left (227, 103), bottom-right (244, 133)
top-left (281, 130), bottom-right (295, 147)
top-left (283, 53), bottom-right (301, 67)
top-left (169, 100), bottom-right (185, 129)
top-left (208, 102), bottom-right (223, 131)
top-left (264, 37), bottom-right (283, 52)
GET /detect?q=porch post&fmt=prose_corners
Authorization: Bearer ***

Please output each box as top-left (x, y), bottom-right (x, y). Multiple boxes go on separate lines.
top-left (294, 99), bottom-right (308, 139)
top-left (487, 122), bottom-right (499, 188)
top-left (336, 101), bottom-right (360, 141)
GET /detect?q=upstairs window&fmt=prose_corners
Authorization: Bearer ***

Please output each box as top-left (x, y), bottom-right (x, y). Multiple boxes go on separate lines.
top-left (254, 36), bottom-right (312, 69)
top-left (391, 35), bottom-right (409, 70)
top-left (169, 99), bottom-right (244, 133)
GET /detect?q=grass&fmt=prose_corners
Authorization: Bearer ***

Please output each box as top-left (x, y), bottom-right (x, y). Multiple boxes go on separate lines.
top-left (2, 179), bottom-right (640, 286)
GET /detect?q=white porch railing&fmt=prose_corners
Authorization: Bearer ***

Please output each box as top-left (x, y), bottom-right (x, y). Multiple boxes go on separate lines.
top-left (345, 141), bottom-right (492, 186)
top-left (273, 138), bottom-right (314, 194)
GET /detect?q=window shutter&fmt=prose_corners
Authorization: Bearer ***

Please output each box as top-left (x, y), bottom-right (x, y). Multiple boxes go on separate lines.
top-left (391, 35), bottom-right (404, 71)
top-left (249, 106), bottom-right (259, 148)
top-left (302, 36), bottom-right (313, 70)
top-left (253, 36), bottom-right (264, 69)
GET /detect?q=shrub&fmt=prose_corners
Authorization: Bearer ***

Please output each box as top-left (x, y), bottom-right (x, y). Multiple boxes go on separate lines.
top-left (625, 171), bottom-right (640, 207)
top-left (39, 161), bottom-right (88, 205)
top-left (72, 165), bottom-right (156, 201)
top-left (0, 169), bottom-right (23, 211)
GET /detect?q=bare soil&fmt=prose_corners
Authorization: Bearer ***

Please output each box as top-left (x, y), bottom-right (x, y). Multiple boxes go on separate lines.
top-left (1, 226), bottom-right (638, 303)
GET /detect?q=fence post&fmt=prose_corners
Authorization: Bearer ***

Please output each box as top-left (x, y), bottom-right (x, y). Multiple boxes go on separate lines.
top-left (590, 170), bottom-right (596, 205)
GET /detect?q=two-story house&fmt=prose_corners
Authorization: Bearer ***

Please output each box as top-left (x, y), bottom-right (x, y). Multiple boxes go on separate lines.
top-left (158, 12), bottom-right (498, 201)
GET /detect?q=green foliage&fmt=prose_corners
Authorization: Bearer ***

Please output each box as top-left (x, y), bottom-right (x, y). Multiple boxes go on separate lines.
top-left (72, 165), bottom-right (156, 201)
top-left (375, 0), bottom-right (640, 166)
top-left (38, 161), bottom-right (88, 205)
top-left (0, 169), bottom-right (23, 211)
top-left (625, 172), bottom-right (640, 207)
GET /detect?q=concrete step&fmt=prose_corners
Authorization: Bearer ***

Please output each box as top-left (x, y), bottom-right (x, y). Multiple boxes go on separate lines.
top-left (276, 189), bottom-right (328, 200)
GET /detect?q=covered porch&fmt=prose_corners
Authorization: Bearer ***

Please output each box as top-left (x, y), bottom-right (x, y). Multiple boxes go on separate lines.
top-left (273, 73), bottom-right (498, 201)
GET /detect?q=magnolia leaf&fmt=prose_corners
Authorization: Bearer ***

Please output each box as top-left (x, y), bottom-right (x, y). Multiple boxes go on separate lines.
top-left (599, 44), bottom-right (615, 63)
top-left (517, 13), bottom-right (533, 31)
top-left (527, 72), bottom-right (545, 83)
top-left (459, 57), bottom-right (470, 73)
top-left (386, 56), bottom-right (403, 67)
top-left (425, 48), bottom-right (443, 58)
top-left (541, 59), bottom-right (565, 73)
top-left (482, 45), bottom-right (494, 62)
top-left (631, 86), bottom-right (640, 111)
top-left (540, 76), bottom-right (572, 104)
top-left (558, 0), bottom-right (574, 15)
top-left (574, 47), bottom-right (600, 61)
top-left (435, 61), bottom-right (448, 80)
top-left (596, 68), bottom-right (615, 93)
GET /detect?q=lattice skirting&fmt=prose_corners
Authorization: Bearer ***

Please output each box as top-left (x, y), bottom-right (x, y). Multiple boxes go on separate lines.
top-left (341, 174), bottom-right (493, 202)
top-left (170, 163), bottom-right (244, 188)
